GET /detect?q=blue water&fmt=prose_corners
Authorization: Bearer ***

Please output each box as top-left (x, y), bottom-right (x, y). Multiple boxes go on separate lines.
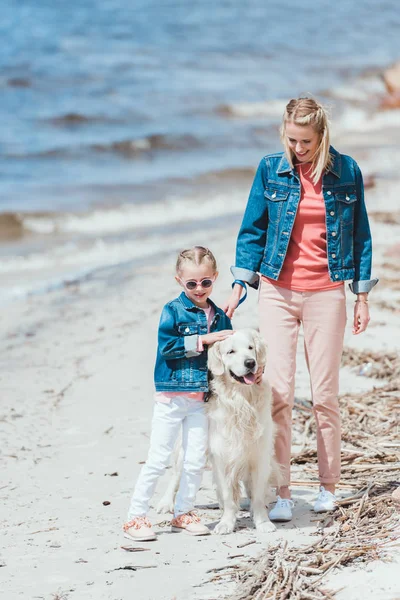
top-left (1, 0), bottom-right (399, 212)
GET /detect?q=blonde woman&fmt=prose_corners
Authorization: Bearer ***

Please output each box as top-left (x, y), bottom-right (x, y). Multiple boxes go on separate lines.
top-left (225, 97), bottom-right (378, 521)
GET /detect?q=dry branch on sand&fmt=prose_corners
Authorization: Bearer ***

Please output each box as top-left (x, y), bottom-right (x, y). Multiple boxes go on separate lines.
top-left (219, 483), bottom-right (398, 600)
top-left (341, 347), bottom-right (400, 381)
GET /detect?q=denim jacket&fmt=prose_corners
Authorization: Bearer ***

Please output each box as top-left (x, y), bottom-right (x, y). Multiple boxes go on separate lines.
top-left (232, 146), bottom-right (378, 294)
top-left (154, 292), bottom-right (232, 392)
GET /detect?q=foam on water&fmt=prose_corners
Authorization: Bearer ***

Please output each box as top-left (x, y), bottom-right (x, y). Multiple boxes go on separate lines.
top-left (21, 190), bottom-right (246, 235)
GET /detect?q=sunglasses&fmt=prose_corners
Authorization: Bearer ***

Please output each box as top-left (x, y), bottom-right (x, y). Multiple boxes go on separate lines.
top-left (179, 277), bottom-right (215, 291)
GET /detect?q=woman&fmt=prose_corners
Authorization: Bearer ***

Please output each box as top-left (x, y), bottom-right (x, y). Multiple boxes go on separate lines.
top-left (224, 97), bottom-right (378, 521)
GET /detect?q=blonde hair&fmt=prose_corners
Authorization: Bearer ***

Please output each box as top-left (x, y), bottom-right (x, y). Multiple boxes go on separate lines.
top-left (176, 246), bottom-right (217, 274)
top-left (280, 97), bottom-right (333, 184)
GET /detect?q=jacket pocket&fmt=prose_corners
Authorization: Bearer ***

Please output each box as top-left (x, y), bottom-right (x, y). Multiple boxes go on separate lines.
top-left (178, 323), bottom-right (199, 335)
top-left (264, 187), bottom-right (290, 202)
top-left (264, 186), bottom-right (289, 227)
top-left (335, 189), bottom-right (357, 227)
top-left (335, 191), bottom-right (357, 204)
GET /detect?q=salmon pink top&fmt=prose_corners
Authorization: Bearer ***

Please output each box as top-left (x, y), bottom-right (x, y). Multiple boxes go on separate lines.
top-left (264, 163), bottom-right (343, 292)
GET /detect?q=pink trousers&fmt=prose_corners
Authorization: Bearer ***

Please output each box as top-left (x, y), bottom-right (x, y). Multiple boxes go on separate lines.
top-left (258, 278), bottom-right (347, 485)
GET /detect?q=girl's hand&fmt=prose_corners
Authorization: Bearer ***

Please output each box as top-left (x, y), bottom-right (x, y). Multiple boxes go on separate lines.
top-left (352, 299), bottom-right (370, 335)
top-left (223, 284), bottom-right (243, 318)
top-left (201, 330), bottom-right (234, 345)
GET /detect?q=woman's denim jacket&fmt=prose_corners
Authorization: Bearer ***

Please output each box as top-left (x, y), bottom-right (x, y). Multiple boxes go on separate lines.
top-left (154, 292), bottom-right (232, 392)
top-left (232, 146), bottom-right (378, 294)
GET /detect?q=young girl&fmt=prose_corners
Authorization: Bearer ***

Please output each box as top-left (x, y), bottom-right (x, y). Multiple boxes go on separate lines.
top-left (225, 97), bottom-right (378, 521)
top-left (124, 246), bottom-right (233, 541)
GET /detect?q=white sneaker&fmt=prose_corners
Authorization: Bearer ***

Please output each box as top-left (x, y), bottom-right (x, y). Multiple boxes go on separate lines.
top-left (269, 496), bottom-right (294, 522)
top-left (314, 486), bottom-right (336, 513)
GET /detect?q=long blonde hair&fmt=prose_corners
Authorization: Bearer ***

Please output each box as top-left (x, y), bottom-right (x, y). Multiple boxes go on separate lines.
top-left (280, 97), bottom-right (333, 184)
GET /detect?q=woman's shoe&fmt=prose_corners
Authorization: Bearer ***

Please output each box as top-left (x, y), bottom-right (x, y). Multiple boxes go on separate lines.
top-left (123, 516), bottom-right (157, 541)
top-left (269, 497), bottom-right (294, 522)
top-left (314, 486), bottom-right (336, 513)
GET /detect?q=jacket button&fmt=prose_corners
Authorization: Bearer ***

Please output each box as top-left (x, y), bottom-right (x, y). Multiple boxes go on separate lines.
top-left (185, 327), bottom-right (190, 332)
top-left (330, 211), bottom-right (335, 216)
top-left (331, 253), bottom-right (336, 258)
top-left (331, 232), bottom-right (336, 237)
top-left (272, 192), bottom-right (277, 198)
top-left (327, 191), bottom-right (332, 195)
top-left (334, 274), bottom-right (339, 279)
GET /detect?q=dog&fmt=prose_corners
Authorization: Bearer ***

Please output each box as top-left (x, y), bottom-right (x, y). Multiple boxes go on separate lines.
top-left (157, 328), bottom-right (278, 534)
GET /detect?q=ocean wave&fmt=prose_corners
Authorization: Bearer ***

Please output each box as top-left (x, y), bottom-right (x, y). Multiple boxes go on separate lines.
top-left (47, 112), bottom-right (124, 126)
top-left (12, 187), bottom-right (245, 236)
top-left (216, 99), bottom-right (286, 118)
top-left (91, 133), bottom-right (202, 155)
top-left (5, 132), bottom-right (203, 160)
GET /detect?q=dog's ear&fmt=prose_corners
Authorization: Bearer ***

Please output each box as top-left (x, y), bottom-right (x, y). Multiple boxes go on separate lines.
top-left (207, 341), bottom-right (225, 376)
top-left (253, 330), bottom-right (267, 367)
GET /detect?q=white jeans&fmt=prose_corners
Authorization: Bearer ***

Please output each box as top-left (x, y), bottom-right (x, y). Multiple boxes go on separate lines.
top-left (128, 396), bottom-right (208, 518)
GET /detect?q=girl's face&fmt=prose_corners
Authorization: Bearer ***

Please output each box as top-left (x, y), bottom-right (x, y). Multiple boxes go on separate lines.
top-left (176, 261), bottom-right (217, 308)
top-left (285, 122), bottom-right (321, 164)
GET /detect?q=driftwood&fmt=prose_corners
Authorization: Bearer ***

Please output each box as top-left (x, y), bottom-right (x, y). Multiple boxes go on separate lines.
top-left (209, 350), bottom-right (400, 599)
top-left (218, 482), bottom-right (398, 600)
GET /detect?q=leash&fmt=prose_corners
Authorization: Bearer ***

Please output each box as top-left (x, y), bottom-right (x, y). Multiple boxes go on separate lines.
top-left (232, 279), bottom-right (247, 306)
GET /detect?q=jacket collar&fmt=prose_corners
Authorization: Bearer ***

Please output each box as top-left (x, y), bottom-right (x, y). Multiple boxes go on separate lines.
top-left (276, 145), bottom-right (341, 178)
top-left (178, 291), bottom-right (219, 312)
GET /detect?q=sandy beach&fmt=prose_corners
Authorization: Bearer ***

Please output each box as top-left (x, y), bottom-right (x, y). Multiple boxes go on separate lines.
top-left (2, 71), bottom-right (400, 600)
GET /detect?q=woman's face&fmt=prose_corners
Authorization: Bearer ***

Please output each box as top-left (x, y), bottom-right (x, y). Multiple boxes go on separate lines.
top-left (285, 122), bottom-right (321, 163)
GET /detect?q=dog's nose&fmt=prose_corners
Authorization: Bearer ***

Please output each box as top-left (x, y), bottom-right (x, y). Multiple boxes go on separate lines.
top-left (244, 358), bottom-right (256, 370)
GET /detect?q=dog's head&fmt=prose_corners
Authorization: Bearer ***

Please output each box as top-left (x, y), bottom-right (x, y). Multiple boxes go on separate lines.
top-left (208, 329), bottom-right (267, 385)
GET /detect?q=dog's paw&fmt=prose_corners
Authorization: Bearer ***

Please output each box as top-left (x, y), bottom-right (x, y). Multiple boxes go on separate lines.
top-left (214, 520), bottom-right (235, 535)
top-left (256, 519), bottom-right (277, 533)
top-left (156, 499), bottom-right (175, 514)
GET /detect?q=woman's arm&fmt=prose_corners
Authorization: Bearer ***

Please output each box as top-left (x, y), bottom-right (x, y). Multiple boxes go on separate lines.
top-left (348, 164), bottom-right (379, 294)
top-left (225, 159), bottom-right (269, 317)
top-left (231, 158), bottom-right (269, 288)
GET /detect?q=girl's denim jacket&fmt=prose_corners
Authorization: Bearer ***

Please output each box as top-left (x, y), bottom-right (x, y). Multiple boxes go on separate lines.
top-left (232, 146), bottom-right (378, 294)
top-left (154, 292), bottom-right (232, 392)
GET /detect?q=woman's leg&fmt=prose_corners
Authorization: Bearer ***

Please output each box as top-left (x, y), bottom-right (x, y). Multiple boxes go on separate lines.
top-left (174, 398), bottom-right (208, 516)
top-left (127, 399), bottom-right (184, 519)
top-left (302, 286), bottom-right (347, 489)
top-left (258, 279), bottom-right (301, 496)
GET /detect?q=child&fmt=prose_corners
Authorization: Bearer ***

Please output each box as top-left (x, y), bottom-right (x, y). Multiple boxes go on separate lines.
top-left (123, 246), bottom-right (233, 541)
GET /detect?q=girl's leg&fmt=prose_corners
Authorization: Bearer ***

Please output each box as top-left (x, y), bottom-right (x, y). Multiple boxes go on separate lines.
top-left (174, 399), bottom-right (208, 516)
top-left (258, 279), bottom-right (301, 496)
top-left (127, 399), bottom-right (184, 519)
top-left (302, 286), bottom-right (347, 488)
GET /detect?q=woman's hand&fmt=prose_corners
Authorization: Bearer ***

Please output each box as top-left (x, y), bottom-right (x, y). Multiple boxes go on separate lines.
top-left (352, 296), bottom-right (370, 335)
top-left (201, 330), bottom-right (234, 345)
top-left (223, 284), bottom-right (244, 319)
top-left (254, 365), bottom-right (264, 384)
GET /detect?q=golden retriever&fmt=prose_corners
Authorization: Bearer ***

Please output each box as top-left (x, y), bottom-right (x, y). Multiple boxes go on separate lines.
top-left (157, 329), bottom-right (278, 534)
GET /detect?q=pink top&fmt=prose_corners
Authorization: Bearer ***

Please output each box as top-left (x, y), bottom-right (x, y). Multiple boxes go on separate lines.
top-left (155, 304), bottom-right (215, 403)
top-left (265, 162), bottom-right (343, 292)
